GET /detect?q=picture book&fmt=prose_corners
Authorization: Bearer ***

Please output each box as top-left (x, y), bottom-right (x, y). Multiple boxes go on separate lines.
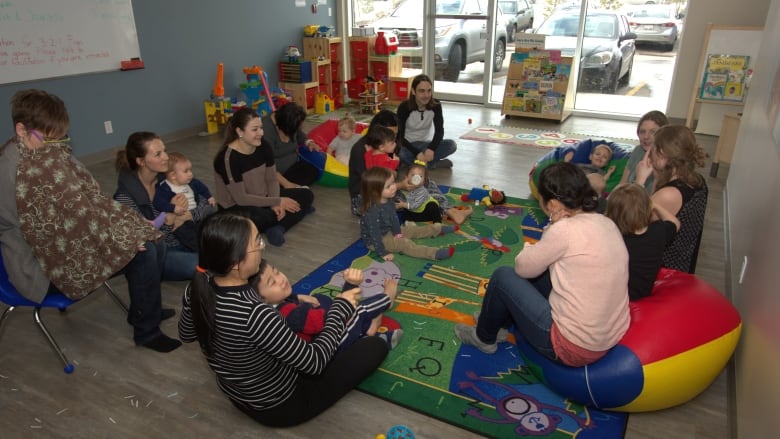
top-left (699, 54), bottom-right (749, 101)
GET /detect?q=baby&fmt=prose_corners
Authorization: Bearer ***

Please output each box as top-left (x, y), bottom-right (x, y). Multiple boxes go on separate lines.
top-left (153, 151), bottom-right (216, 251)
top-left (395, 161), bottom-right (442, 223)
top-left (363, 126), bottom-right (400, 171)
top-left (565, 143), bottom-right (616, 195)
top-left (327, 114), bottom-right (359, 166)
top-left (251, 261), bottom-right (403, 349)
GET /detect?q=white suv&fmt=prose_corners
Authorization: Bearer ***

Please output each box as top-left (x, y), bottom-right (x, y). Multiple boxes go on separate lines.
top-left (374, 0), bottom-right (508, 82)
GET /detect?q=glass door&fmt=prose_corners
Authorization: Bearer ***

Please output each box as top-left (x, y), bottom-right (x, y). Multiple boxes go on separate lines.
top-left (350, 0), bottom-right (506, 106)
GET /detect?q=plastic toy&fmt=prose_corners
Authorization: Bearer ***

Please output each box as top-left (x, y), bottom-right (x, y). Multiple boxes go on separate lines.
top-left (460, 186), bottom-right (506, 207)
top-left (239, 66), bottom-right (275, 117)
top-left (385, 425), bottom-right (414, 439)
top-left (303, 24), bottom-right (319, 37)
top-left (286, 45), bottom-right (301, 62)
top-left (314, 92), bottom-right (334, 115)
top-left (316, 25), bottom-right (335, 38)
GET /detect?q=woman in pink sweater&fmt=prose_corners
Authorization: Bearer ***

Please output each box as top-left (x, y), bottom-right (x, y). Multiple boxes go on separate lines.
top-left (455, 162), bottom-right (630, 367)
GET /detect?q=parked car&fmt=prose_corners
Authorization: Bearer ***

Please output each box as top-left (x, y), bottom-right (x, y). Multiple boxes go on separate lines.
top-left (624, 4), bottom-right (682, 51)
top-left (532, 10), bottom-right (637, 93)
top-left (499, 0), bottom-right (534, 42)
top-left (373, 0), bottom-right (507, 82)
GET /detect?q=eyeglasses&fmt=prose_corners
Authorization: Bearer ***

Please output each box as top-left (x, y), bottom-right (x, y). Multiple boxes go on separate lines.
top-left (30, 130), bottom-right (71, 144)
top-left (247, 236), bottom-right (265, 253)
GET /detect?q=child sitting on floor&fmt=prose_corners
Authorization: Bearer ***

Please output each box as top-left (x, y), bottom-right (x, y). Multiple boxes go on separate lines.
top-left (153, 151), bottom-right (217, 251)
top-left (251, 261), bottom-right (403, 349)
top-left (327, 114), bottom-right (360, 166)
top-left (395, 160), bottom-right (442, 223)
top-left (364, 126), bottom-right (400, 172)
top-left (360, 166), bottom-right (456, 262)
top-left (605, 183), bottom-right (680, 301)
top-left (564, 143), bottom-right (617, 195)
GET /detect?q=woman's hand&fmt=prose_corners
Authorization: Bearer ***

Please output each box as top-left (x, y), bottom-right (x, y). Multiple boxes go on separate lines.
top-left (304, 139), bottom-right (319, 151)
top-left (279, 197), bottom-right (301, 213)
top-left (172, 210), bottom-right (192, 230)
top-left (171, 193), bottom-right (188, 215)
top-left (416, 149), bottom-right (434, 163)
top-left (297, 294), bottom-right (321, 307)
top-left (337, 287), bottom-right (361, 308)
top-left (271, 205), bottom-right (286, 221)
top-left (634, 149), bottom-right (655, 185)
top-left (382, 253), bottom-right (394, 262)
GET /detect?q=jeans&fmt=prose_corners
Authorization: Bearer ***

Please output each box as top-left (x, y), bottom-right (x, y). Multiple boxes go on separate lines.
top-left (477, 266), bottom-right (557, 361)
top-left (399, 139), bottom-right (457, 167)
top-left (163, 245), bottom-right (198, 281)
top-left (123, 240), bottom-right (165, 344)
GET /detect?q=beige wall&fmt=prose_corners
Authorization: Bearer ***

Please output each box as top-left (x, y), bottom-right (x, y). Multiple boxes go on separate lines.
top-left (720, 0), bottom-right (780, 437)
top-left (667, 0), bottom-right (770, 118)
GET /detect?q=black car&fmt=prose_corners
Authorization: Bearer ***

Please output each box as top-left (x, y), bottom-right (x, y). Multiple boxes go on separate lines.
top-left (533, 10), bottom-right (637, 93)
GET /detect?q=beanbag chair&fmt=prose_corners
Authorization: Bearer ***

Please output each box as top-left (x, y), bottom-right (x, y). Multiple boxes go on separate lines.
top-left (515, 268), bottom-right (742, 412)
top-left (303, 119), bottom-right (369, 188)
top-left (528, 138), bottom-right (634, 200)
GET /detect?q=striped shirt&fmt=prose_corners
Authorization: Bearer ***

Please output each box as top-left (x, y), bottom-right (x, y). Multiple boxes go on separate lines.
top-left (114, 191), bottom-right (180, 248)
top-left (178, 282), bottom-right (353, 410)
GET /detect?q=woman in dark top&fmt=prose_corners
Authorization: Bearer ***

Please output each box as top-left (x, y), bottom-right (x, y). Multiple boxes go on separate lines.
top-left (213, 107), bottom-right (313, 247)
top-left (261, 102), bottom-right (320, 188)
top-left (637, 125), bottom-right (708, 273)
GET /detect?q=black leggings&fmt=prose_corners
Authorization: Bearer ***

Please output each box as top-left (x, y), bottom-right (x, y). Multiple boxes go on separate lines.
top-left (401, 202), bottom-right (442, 223)
top-left (284, 160), bottom-right (320, 187)
top-left (224, 187), bottom-right (314, 233)
top-left (233, 336), bottom-right (388, 427)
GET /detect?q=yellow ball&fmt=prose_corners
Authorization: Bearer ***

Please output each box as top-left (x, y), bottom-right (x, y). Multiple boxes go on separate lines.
top-left (376, 435), bottom-right (386, 439)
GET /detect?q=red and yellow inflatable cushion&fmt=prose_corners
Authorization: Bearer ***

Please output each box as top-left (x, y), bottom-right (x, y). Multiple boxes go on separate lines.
top-left (516, 268), bottom-right (742, 412)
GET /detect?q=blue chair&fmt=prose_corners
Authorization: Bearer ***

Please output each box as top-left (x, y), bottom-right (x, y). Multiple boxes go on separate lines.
top-left (0, 247), bottom-right (128, 373)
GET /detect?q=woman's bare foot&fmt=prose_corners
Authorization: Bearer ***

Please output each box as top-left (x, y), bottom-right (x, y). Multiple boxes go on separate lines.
top-left (446, 206), bottom-right (473, 225)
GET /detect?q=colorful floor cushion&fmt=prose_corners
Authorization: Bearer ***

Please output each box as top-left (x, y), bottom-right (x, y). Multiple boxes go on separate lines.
top-left (515, 268), bottom-right (742, 412)
top-left (528, 138), bottom-right (634, 200)
top-left (303, 119), bottom-right (369, 188)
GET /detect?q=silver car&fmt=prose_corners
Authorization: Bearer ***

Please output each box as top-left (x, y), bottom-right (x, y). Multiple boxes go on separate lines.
top-left (625, 4), bottom-right (681, 50)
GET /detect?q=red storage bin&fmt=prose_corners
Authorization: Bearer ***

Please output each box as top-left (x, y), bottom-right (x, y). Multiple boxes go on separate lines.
top-left (371, 61), bottom-right (388, 80)
top-left (305, 87), bottom-right (317, 109)
top-left (350, 41), bottom-right (370, 59)
top-left (347, 78), bottom-right (363, 99)
top-left (352, 61), bottom-right (369, 80)
top-left (392, 80), bottom-right (410, 99)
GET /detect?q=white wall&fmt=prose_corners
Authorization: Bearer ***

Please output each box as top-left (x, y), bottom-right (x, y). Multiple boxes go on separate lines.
top-left (667, 0), bottom-right (770, 119)
top-left (723, 0), bottom-right (780, 437)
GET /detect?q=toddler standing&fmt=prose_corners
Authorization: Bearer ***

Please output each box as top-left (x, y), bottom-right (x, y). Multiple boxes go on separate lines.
top-left (327, 115), bottom-right (359, 166)
top-left (360, 166), bottom-right (455, 262)
top-left (153, 151), bottom-right (216, 251)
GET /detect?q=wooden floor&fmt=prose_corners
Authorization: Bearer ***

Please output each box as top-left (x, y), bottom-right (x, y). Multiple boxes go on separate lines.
top-left (0, 102), bottom-right (730, 438)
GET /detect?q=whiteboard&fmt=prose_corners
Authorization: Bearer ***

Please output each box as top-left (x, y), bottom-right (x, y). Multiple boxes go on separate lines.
top-left (0, 0), bottom-right (141, 84)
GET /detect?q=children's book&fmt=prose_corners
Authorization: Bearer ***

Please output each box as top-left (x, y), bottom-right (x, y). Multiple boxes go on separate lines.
top-left (699, 54), bottom-right (749, 101)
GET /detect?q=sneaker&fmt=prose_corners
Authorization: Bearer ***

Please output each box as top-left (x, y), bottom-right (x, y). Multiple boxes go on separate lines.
top-left (378, 329), bottom-right (403, 349)
top-left (454, 324), bottom-right (497, 354)
top-left (430, 159), bottom-right (453, 169)
top-left (473, 311), bottom-right (509, 342)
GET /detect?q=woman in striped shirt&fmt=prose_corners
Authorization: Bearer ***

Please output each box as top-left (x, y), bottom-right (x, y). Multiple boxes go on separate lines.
top-left (178, 211), bottom-right (388, 427)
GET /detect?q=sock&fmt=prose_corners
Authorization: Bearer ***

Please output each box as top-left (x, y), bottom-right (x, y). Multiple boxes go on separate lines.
top-left (435, 246), bottom-right (455, 260)
top-left (439, 224), bottom-right (459, 235)
top-left (141, 334), bottom-right (182, 353)
top-left (305, 205), bottom-right (316, 214)
top-left (454, 323), bottom-right (497, 354)
top-left (377, 329), bottom-right (403, 349)
top-left (161, 308), bottom-right (176, 321)
top-left (265, 225), bottom-right (286, 247)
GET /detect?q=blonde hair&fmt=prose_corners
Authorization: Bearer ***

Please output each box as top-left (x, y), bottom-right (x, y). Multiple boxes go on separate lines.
top-left (592, 144), bottom-right (613, 160)
top-left (166, 151), bottom-right (190, 174)
top-left (338, 114), bottom-right (356, 132)
top-left (606, 184), bottom-right (652, 234)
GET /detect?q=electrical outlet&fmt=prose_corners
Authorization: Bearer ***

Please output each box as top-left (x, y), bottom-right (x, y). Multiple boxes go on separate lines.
top-left (104, 120), bottom-right (113, 134)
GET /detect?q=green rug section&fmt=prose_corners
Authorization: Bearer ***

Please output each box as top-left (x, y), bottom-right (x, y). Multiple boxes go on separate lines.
top-left (294, 188), bottom-right (627, 439)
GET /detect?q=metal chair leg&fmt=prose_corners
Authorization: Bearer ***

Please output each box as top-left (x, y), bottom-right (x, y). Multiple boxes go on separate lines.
top-left (101, 282), bottom-right (129, 314)
top-left (32, 308), bottom-right (74, 374)
top-left (0, 305), bottom-right (16, 334)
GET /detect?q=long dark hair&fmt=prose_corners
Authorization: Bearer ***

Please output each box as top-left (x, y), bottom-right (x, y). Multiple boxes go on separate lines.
top-left (189, 211), bottom-right (254, 356)
top-left (405, 74), bottom-right (439, 111)
top-left (115, 131), bottom-right (160, 172)
top-left (538, 162), bottom-right (599, 212)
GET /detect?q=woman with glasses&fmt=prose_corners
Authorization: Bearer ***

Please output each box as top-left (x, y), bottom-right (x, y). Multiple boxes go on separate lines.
top-left (179, 211), bottom-right (388, 427)
top-left (213, 107), bottom-right (314, 247)
top-left (0, 89), bottom-right (181, 353)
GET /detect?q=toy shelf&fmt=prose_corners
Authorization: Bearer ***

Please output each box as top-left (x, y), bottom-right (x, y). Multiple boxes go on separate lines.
top-left (279, 81), bottom-right (319, 113)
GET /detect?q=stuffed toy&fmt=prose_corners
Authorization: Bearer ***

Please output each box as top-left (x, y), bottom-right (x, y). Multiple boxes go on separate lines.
top-left (461, 185), bottom-right (506, 207)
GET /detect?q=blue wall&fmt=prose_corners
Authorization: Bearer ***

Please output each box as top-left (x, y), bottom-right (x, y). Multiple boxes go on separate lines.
top-left (0, 0), bottom-right (336, 157)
